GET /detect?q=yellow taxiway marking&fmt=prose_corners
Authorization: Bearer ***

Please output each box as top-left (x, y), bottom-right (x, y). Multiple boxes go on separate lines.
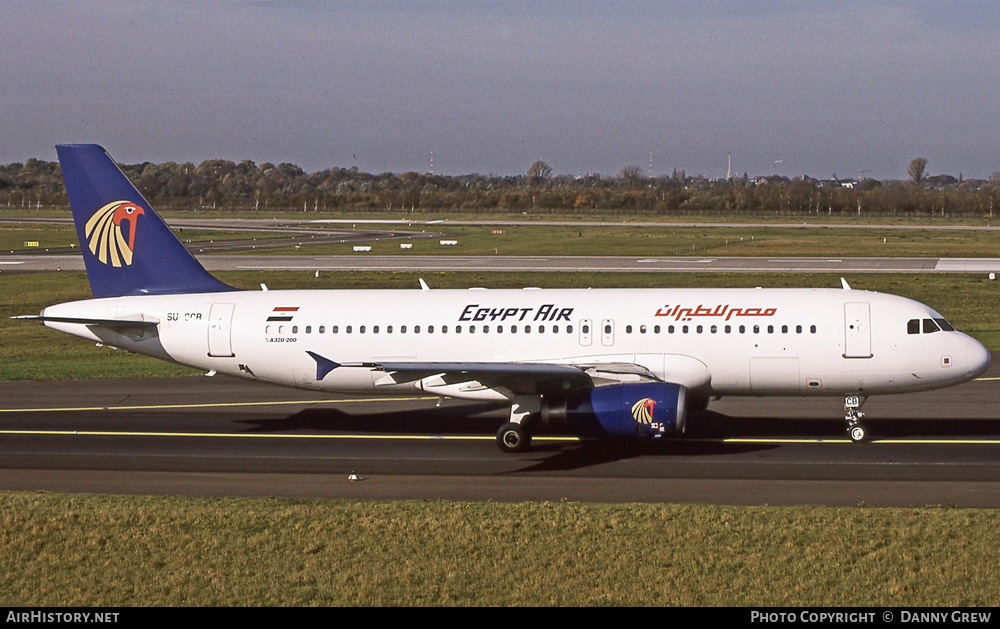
top-left (721, 437), bottom-right (1000, 445)
top-left (0, 396), bottom-right (437, 414)
top-left (0, 428), bottom-right (997, 446)
top-left (0, 429), bottom-right (577, 443)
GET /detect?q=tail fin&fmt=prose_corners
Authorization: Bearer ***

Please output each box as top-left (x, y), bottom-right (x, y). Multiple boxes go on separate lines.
top-left (56, 144), bottom-right (236, 298)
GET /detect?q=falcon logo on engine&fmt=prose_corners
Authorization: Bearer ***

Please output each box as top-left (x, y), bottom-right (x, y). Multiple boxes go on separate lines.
top-left (630, 398), bottom-right (656, 425)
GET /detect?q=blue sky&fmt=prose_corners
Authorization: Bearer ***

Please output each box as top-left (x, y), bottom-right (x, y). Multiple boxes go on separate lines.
top-left (3, 1), bottom-right (1000, 180)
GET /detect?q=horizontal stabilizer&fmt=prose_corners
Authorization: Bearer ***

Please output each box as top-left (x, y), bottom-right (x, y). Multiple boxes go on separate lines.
top-left (12, 314), bottom-right (159, 329)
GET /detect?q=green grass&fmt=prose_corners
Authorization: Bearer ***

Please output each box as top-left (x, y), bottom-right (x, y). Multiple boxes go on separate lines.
top-left (2, 493), bottom-right (998, 606)
top-left (253, 223), bottom-right (1000, 258)
top-left (8, 217), bottom-right (1000, 258)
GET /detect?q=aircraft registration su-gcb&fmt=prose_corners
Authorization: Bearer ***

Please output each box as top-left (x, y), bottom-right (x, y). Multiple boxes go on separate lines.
top-left (21, 145), bottom-right (992, 451)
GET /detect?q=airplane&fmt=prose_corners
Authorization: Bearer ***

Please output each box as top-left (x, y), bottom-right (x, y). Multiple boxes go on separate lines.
top-left (18, 144), bottom-right (992, 452)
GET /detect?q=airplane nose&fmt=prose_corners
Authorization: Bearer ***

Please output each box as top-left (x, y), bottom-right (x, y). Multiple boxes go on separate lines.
top-left (965, 336), bottom-right (991, 378)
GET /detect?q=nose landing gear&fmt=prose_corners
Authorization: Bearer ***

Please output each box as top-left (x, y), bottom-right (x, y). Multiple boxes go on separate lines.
top-left (844, 395), bottom-right (868, 442)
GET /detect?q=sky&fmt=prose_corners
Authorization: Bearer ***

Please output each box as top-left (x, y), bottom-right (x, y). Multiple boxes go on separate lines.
top-left (3, 1), bottom-right (1000, 180)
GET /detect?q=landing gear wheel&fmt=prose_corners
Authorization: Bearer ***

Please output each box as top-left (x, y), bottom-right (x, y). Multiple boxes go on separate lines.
top-left (848, 424), bottom-right (867, 443)
top-left (497, 422), bottom-right (531, 453)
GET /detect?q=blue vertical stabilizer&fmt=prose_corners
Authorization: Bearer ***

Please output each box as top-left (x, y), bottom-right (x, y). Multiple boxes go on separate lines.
top-left (56, 144), bottom-right (237, 298)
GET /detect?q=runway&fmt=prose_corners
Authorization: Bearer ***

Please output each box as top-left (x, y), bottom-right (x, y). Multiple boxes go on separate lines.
top-left (1, 356), bottom-right (999, 507)
top-left (4, 253), bottom-right (1000, 273)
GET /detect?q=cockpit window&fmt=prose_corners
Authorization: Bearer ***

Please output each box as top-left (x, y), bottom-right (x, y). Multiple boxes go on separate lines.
top-left (908, 317), bottom-right (954, 334)
top-left (934, 318), bottom-right (955, 331)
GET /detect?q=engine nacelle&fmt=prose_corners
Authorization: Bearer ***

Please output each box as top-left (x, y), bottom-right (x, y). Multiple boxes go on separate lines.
top-left (542, 382), bottom-right (687, 439)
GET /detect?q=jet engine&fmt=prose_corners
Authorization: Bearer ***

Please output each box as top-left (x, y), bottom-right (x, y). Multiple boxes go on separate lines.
top-left (541, 382), bottom-right (687, 439)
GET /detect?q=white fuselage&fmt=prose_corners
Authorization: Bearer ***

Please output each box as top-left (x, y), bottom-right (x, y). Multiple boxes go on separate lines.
top-left (42, 286), bottom-right (990, 401)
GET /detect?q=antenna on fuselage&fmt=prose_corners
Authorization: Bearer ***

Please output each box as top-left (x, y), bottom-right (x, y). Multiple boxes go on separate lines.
top-left (841, 277), bottom-right (852, 290)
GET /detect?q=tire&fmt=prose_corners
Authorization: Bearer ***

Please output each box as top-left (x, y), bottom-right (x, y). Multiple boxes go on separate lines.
top-left (849, 424), bottom-right (866, 443)
top-left (497, 422), bottom-right (531, 453)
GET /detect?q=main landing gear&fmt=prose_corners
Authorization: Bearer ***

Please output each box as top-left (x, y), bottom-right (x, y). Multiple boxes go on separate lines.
top-left (844, 395), bottom-right (868, 443)
top-left (496, 396), bottom-right (539, 453)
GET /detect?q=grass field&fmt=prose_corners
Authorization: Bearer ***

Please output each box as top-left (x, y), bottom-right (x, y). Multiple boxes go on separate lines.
top-left (2, 493), bottom-right (998, 606)
top-left (249, 223), bottom-right (1000, 258)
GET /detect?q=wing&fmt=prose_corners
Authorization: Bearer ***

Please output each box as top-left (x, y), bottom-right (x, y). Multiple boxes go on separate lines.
top-left (306, 351), bottom-right (659, 397)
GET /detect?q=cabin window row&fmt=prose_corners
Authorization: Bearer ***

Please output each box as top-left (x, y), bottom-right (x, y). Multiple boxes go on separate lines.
top-left (266, 324), bottom-right (576, 335)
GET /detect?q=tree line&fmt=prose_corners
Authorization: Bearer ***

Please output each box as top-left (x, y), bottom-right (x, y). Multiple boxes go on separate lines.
top-left (3, 156), bottom-right (1000, 217)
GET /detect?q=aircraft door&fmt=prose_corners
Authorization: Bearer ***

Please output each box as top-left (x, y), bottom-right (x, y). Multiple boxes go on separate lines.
top-left (601, 319), bottom-right (615, 346)
top-left (579, 319), bottom-right (593, 346)
top-left (843, 302), bottom-right (872, 358)
top-left (208, 303), bottom-right (236, 357)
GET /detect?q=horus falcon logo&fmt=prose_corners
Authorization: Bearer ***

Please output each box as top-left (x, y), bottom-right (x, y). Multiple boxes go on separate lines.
top-left (630, 398), bottom-right (657, 425)
top-left (84, 201), bottom-right (145, 267)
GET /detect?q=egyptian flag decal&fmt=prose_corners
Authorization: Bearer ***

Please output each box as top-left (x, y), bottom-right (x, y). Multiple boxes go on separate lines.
top-left (267, 306), bottom-right (299, 322)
